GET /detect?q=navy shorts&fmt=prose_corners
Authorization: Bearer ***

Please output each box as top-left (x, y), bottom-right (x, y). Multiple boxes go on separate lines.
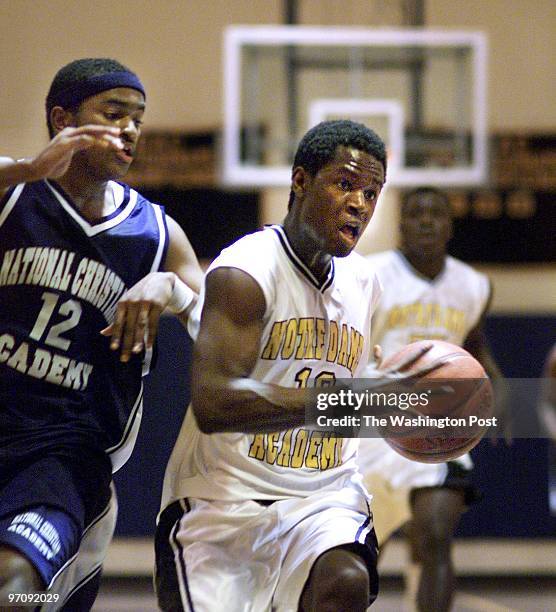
top-left (0, 503), bottom-right (80, 589)
top-left (0, 453), bottom-right (115, 608)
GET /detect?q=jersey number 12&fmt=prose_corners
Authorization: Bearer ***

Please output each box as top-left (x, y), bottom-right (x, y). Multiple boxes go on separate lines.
top-left (29, 291), bottom-right (82, 350)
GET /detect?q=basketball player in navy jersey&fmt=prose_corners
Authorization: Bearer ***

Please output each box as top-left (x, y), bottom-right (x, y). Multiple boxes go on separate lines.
top-left (0, 58), bottom-right (201, 610)
top-left (359, 187), bottom-right (505, 612)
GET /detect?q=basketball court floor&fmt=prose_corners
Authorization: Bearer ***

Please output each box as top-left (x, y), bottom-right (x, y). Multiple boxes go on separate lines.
top-left (94, 576), bottom-right (556, 611)
top-left (93, 538), bottom-right (556, 611)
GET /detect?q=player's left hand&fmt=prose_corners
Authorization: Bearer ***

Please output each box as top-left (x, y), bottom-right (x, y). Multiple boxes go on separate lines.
top-left (100, 271), bottom-right (175, 362)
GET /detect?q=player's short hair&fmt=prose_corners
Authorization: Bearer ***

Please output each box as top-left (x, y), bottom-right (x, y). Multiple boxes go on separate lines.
top-left (401, 186), bottom-right (451, 214)
top-left (45, 58), bottom-right (145, 137)
top-left (288, 119), bottom-right (387, 210)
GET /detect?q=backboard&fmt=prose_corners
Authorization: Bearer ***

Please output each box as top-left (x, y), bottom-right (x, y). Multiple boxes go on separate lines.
top-left (222, 26), bottom-right (488, 188)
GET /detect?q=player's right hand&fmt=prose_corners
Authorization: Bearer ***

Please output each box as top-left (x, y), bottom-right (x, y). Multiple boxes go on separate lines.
top-left (100, 271), bottom-right (178, 363)
top-left (26, 125), bottom-right (123, 180)
top-left (357, 343), bottom-right (451, 417)
top-left (375, 343), bottom-right (446, 382)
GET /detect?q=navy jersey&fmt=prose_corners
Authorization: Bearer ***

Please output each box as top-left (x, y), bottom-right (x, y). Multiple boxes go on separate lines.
top-left (0, 179), bottom-right (168, 472)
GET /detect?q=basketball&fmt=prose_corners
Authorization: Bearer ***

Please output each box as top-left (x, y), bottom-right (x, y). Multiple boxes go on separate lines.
top-left (377, 340), bottom-right (494, 464)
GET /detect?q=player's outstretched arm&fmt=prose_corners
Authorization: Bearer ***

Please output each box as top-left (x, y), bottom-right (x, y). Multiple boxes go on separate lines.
top-left (190, 268), bottom-right (440, 433)
top-left (101, 216), bottom-right (203, 362)
top-left (0, 126), bottom-right (124, 197)
top-left (191, 267), bottom-right (311, 434)
top-left (164, 216), bottom-right (203, 295)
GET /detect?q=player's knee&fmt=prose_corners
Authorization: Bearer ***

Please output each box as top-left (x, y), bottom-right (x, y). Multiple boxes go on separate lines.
top-left (410, 513), bottom-right (453, 564)
top-left (413, 498), bottom-right (462, 551)
top-left (0, 546), bottom-right (43, 603)
top-left (425, 509), bottom-right (455, 538)
top-left (305, 549), bottom-right (369, 611)
top-left (419, 517), bottom-right (453, 551)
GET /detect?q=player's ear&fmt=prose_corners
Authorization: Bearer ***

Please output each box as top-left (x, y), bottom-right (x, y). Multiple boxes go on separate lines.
top-left (50, 106), bottom-right (74, 135)
top-left (291, 166), bottom-right (309, 201)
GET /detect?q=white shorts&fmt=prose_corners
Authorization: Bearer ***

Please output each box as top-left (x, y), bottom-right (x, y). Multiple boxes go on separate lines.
top-left (358, 438), bottom-right (474, 544)
top-left (155, 488), bottom-right (379, 612)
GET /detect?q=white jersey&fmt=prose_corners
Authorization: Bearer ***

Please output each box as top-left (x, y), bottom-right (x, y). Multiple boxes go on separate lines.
top-left (162, 225), bottom-right (382, 507)
top-left (367, 249), bottom-right (490, 358)
top-left (359, 250), bottom-right (490, 504)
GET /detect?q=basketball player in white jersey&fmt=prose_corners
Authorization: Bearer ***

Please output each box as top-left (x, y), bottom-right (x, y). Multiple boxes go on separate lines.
top-left (155, 121), bottom-right (444, 612)
top-left (359, 187), bottom-right (503, 612)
